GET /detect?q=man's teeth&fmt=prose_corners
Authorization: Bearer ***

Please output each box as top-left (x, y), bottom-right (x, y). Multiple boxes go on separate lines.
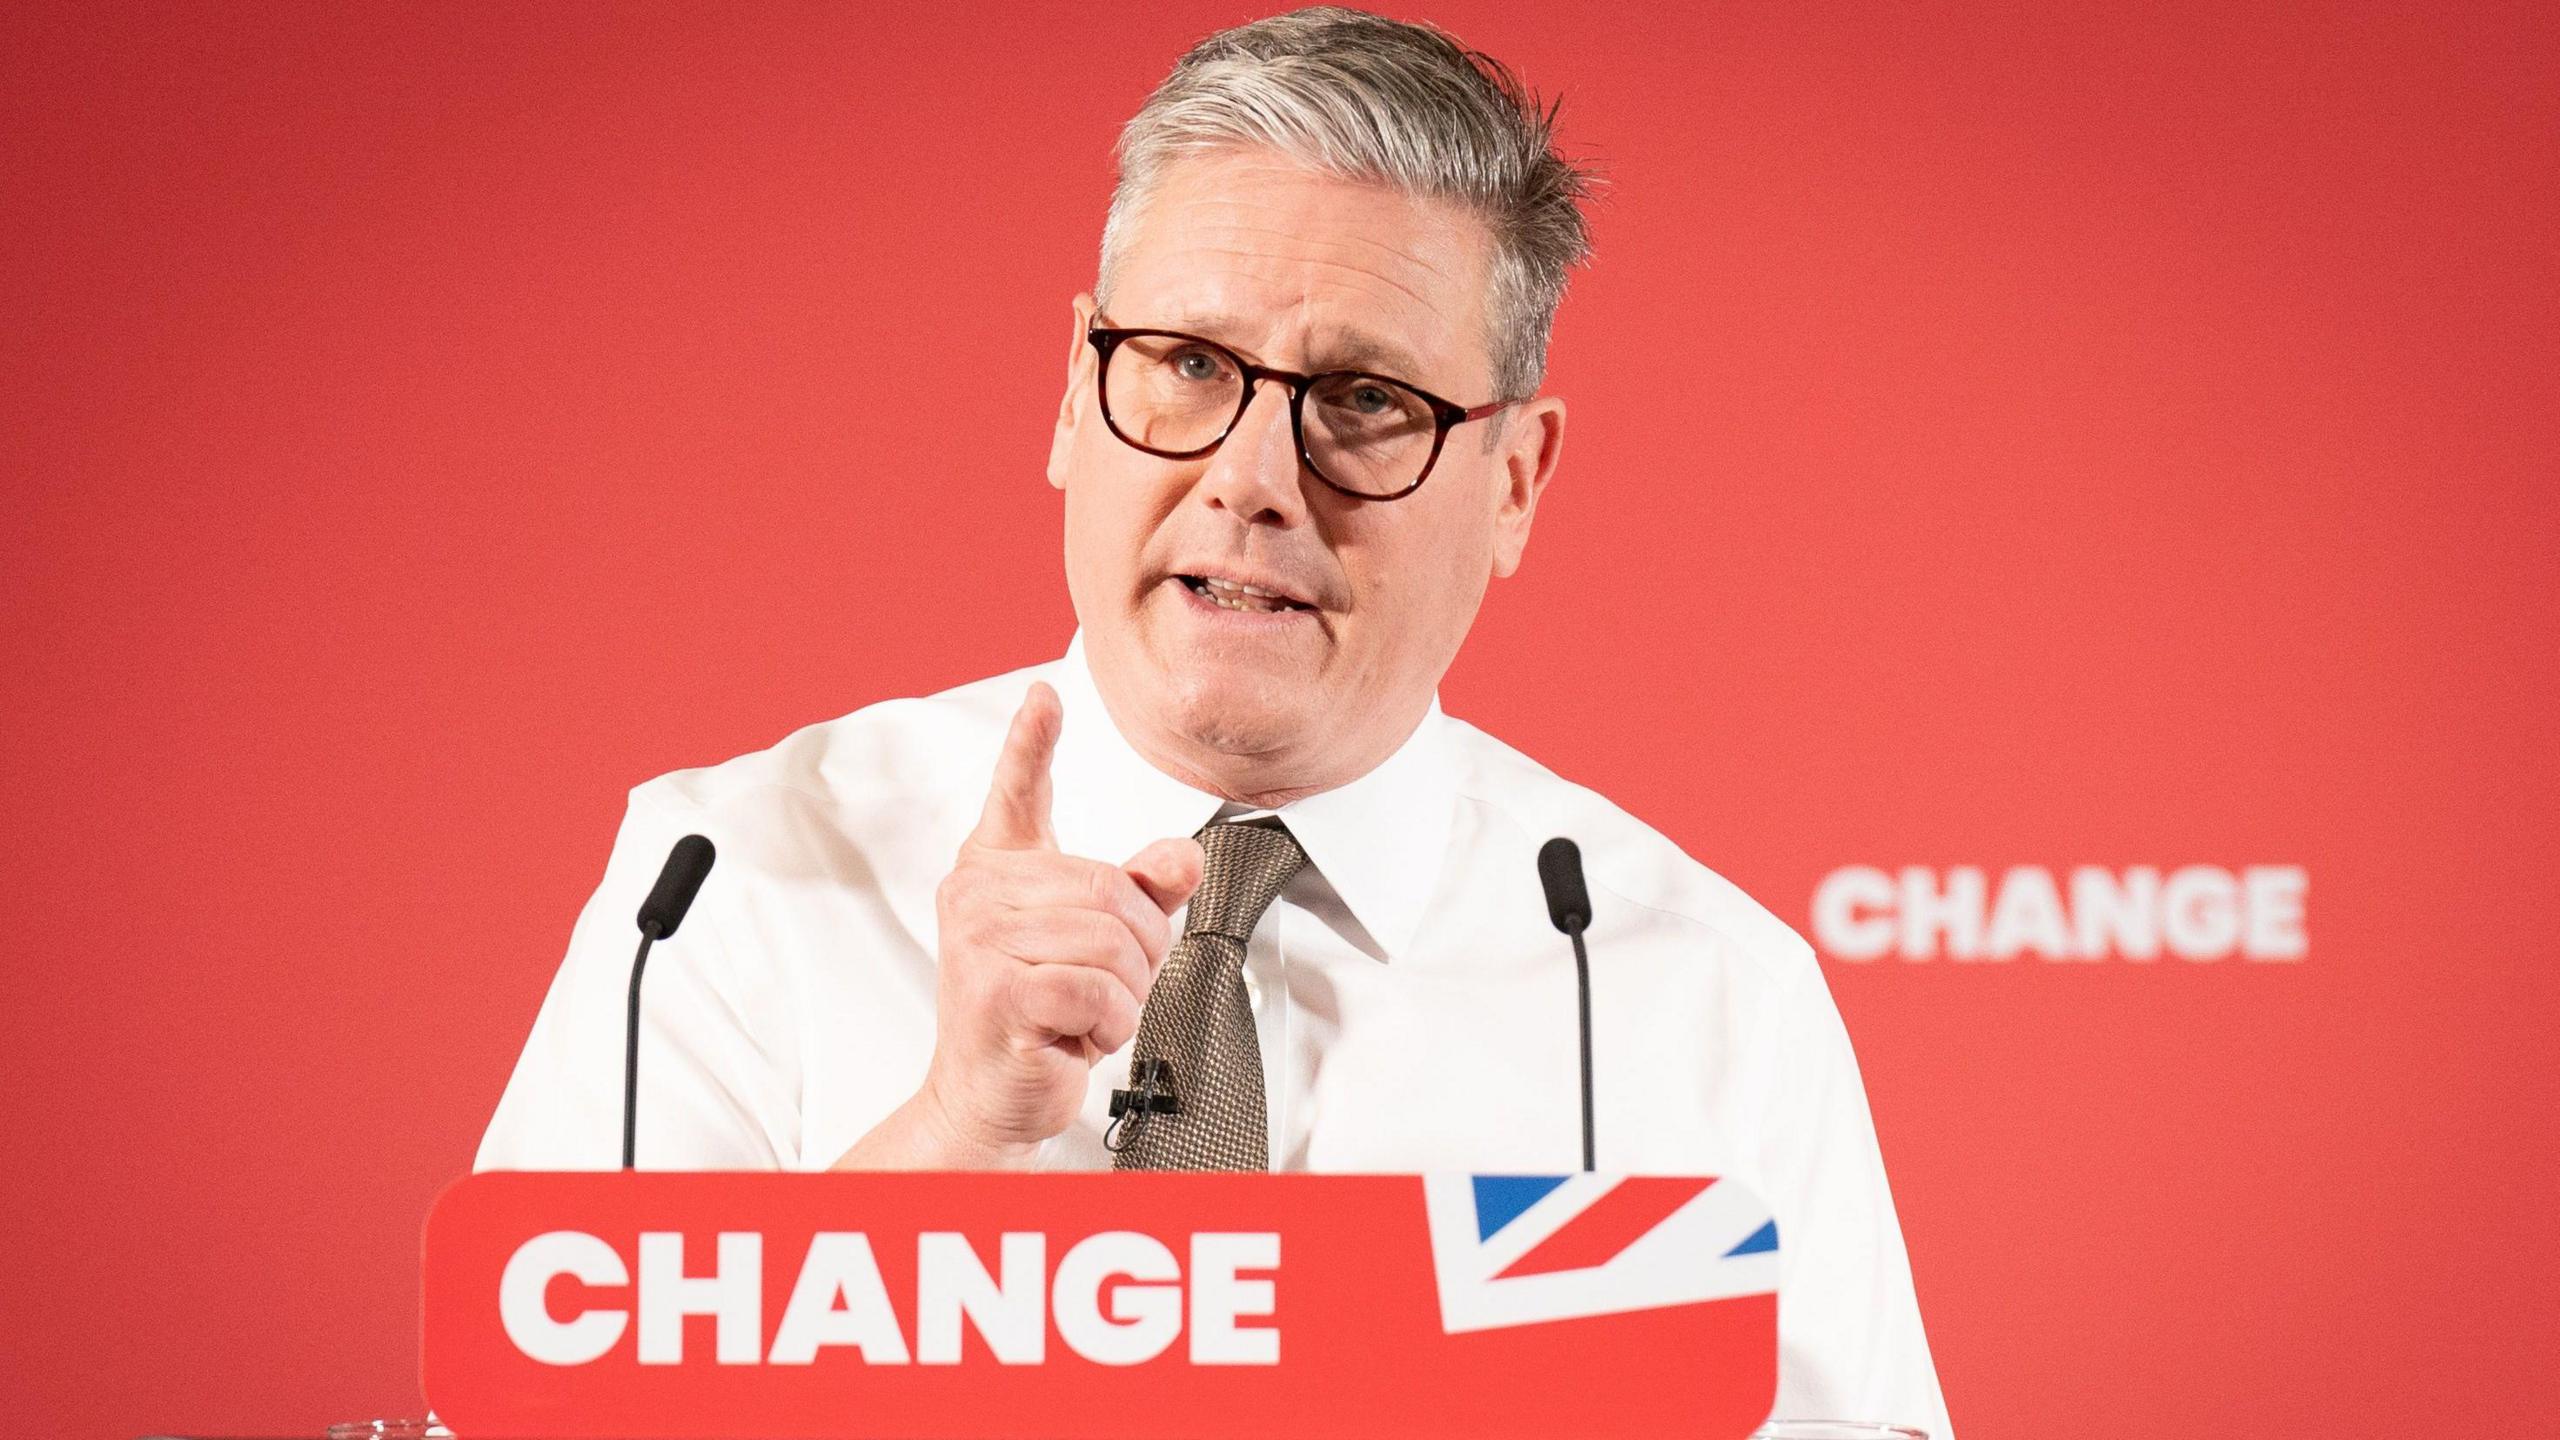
top-left (1194, 576), bottom-right (1295, 613)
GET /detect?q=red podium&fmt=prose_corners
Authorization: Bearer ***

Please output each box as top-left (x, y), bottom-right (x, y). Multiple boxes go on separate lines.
top-left (423, 1171), bottom-right (1780, 1439)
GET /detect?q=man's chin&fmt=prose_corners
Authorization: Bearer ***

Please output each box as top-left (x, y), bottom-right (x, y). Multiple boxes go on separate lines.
top-left (1153, 665), bottom-right (1315, 761)
top-left (1094, 609), bottom-right (1332, 765)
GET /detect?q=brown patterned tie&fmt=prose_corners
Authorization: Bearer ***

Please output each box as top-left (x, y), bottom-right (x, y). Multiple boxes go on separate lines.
top-left (1109, 820), bottom-right (1306, 1171)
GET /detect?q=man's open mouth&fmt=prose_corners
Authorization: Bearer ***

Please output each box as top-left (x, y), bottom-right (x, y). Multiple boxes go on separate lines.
top-left (1178, 574), bottom-right (1314, 614)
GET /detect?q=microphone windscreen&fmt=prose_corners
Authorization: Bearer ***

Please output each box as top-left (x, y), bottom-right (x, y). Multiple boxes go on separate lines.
top-left (636, 834), bottom-right (717, 940)
top-left (1538, 836), bottom-right (1592, 936)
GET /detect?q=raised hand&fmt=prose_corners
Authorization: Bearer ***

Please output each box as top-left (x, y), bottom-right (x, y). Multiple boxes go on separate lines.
top-left (835, 682), bottom-right (1204, 1169)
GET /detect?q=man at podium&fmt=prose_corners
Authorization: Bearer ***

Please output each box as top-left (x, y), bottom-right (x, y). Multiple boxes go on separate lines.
top-left (477, 8), bottom-right (1951, 1434)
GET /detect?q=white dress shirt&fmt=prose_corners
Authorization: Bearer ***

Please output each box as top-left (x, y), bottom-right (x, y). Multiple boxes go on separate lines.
top-left (477, 633), bottom-right (1952, 1436)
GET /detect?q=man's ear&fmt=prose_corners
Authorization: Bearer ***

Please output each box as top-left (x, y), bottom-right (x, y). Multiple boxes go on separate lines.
top-left (1490, 394), bottom-right (1566, 578)
top-left (1046, 293), bottom-right (1100, 492)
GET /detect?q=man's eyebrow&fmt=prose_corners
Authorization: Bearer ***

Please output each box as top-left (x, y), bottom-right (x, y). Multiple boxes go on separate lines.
top-left (1153, 309), bottom-right (1432, 383)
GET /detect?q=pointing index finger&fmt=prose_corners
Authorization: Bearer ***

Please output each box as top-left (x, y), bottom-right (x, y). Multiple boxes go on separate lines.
top-left (970, 682), bottom-right (1062, 851)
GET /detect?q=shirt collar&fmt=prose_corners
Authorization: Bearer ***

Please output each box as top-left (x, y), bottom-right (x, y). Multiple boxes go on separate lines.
top-left (1046, 630), bottom-right (1456, 963)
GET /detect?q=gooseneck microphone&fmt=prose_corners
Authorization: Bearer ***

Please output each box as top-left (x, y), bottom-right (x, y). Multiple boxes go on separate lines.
top-left (1537, 837), bottom-right (1596, 1172)
top-left (625, 834), bottom-right (717, 1170)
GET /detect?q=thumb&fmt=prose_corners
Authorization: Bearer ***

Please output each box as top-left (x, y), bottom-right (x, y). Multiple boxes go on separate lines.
top-left (968, 683), bottom-right (1061, 850)
top-left (1122, 835), bottom-right (1205, 916)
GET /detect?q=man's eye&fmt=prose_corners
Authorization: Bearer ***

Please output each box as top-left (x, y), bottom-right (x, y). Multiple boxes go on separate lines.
top-left (1171, 349), bottom-right (1229, 382)
top-left (1318, 380), bottom-right (1401, 419)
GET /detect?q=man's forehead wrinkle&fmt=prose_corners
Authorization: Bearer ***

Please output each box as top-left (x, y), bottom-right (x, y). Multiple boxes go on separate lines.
top-left (1156, 244), bottom-right (1440, 316)
top-left (1144, 294), bottom-right (1437, 387)
top-left (1175, 201), bottom-right (1470, 305)
top-left (1129, 251), bottom-right (1463, 383)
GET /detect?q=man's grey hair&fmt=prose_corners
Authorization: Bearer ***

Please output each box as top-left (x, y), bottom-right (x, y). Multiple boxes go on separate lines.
top-left (1098, 6), bottom-right (1596, 403)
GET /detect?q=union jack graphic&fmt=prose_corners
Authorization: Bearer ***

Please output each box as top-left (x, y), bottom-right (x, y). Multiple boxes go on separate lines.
top-left (1423, 1174), bottom-right (1779, 1333)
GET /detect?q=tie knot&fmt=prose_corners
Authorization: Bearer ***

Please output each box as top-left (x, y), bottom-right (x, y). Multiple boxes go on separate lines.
top-left (1185, 821), bottom-right (1306, 943)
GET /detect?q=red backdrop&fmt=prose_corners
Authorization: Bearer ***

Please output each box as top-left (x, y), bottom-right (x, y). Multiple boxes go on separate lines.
top-left (5, 2), bottom-right (2554, 1436)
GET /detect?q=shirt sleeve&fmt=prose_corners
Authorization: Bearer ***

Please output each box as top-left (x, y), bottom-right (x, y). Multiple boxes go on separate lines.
top-left (1759, 966), bottom-right (1955, 1438)
top-left (474, 786), bottom-right (803, 1172)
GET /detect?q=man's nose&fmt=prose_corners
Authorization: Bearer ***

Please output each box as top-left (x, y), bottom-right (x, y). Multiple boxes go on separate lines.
top-left (1194, 377), bottom-right (1310, 527)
